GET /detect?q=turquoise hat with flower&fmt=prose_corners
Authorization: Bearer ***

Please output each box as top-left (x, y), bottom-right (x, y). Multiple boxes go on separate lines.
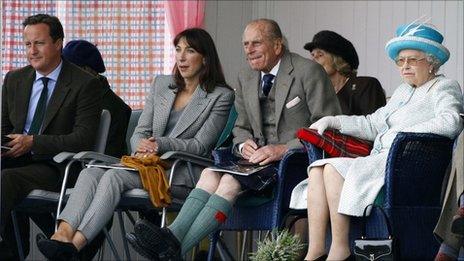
top-left (385, 18), bottom-right (450, 65)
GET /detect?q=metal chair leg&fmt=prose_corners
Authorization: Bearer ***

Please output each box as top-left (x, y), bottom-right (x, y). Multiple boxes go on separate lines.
top-left (162, 159), bottom-right (181, 228)
top-left (124, 210), bottom-right (136, 225)
top-left (117, 210), bottom-right (131, 261)
top-left (208, 231), bottom-right (235, 261)
top-left (217, 233), bottom-right (235, 261)
top-left (240, 230), bottom-right (250, 261)
top-left (55, 159), bottom-right (78, 231)
top-left (11, 210), bottom-right (25, 261)
top-left (207, 230), bottom-right (220, 261)
top-left (102, 227), bottom-right (122, 261)
top-left (235, 231), bottom-right (242, 260)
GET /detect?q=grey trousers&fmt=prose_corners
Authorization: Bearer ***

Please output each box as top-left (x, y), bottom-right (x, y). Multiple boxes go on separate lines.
top-left (58, 167), bottom-right (142, 241)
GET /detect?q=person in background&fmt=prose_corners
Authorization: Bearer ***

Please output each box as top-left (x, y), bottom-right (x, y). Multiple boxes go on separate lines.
top-left (61, 39), bottom-right (132, 260)
top-left (1, 14), bottom-right (102, 260)
top-left (62, 40), bottom-right (132, 158)
top-left (126, 18), bottom-right (341, 261)
top-left (290, 23), bottom-right (463, 260)
top-left (304, 30), bottom-right (386, 115)
top-left (35, 27), bottom-right (234, 261)
top-left (434, 130), bottom-right (464, 260)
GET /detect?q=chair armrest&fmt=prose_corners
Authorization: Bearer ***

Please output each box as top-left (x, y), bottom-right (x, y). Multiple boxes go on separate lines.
top-left (53, 152), bottom-right (77, 163)
top-left (72, 151), bottom-right (120, 164)
top-left (384, 132), bottom-right (453, 208)
top-left (277, 148), bottom-right (309, 185)
top-left (301, 141), bottom-right (324, 163)
top-left (160, 151), bottom-right (214, 190)
top-left (275, 148), bottom-right (309, 214)
top-left (160, 151), bottom-right (214, 167)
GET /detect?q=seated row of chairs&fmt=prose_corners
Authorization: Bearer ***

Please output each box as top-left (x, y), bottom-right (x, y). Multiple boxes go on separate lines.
top-left (12, 107), bottom-right (457, 260)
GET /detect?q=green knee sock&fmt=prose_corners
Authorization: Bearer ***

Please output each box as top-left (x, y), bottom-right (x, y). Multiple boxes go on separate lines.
top-left (180, 194), bottom-right (232, 255)
top-left (168, 188), bottom-right (211, 242)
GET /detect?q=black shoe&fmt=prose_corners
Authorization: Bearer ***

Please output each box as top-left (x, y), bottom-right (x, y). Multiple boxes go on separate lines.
top-left (0, 241), bottom-right (17, 261)
top-left (126, 232), bottom-right (160, 260)
top-left (133, 219), bottom-right (181, 260)
top-left (36, 233), bottom-right (79, 261)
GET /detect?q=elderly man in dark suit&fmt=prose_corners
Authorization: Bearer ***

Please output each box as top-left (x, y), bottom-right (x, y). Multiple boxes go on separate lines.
top-left (1, 14), bottom-right (102, 260)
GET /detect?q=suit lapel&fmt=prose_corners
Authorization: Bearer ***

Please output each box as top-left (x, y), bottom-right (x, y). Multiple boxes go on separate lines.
top-left (16, 68), bottom-right (36, 133)
top-left (42, 61), bottom-right (72, 132)
top-left (152, 86), bottom-right (176, 137)
top-left (169, 86), bottom-right (210, 137)
top-left (275, 52), bottom-right (294, 126)
top-left (246, 71), bottom-right (263, 132)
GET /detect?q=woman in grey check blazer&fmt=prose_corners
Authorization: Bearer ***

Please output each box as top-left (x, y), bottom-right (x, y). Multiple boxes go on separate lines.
top-left (290, 22), bottom-right (464, 260)
top-left (36, 28), bottom-right (234, 260)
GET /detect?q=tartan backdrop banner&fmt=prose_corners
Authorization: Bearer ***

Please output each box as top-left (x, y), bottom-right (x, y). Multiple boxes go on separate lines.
top-left (2, 0), bottom-right (173, 109)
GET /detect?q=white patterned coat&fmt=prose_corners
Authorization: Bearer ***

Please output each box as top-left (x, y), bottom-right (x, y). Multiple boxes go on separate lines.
top-left (290, 76), bottom-right (464, 216)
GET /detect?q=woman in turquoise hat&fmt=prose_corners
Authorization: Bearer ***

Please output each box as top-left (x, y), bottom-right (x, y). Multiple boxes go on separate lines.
top-left (289, 22), bottom-right (463, 260)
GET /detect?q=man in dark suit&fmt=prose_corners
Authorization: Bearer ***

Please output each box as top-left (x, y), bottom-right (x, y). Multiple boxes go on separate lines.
top-left (1, 14), bottom-right (102, 260)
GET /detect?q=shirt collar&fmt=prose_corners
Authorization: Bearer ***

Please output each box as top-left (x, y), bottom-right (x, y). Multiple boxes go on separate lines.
top-left (260, 59), bottom-right (281, 80)
top-left (35, 60), bottom-right (63, 82)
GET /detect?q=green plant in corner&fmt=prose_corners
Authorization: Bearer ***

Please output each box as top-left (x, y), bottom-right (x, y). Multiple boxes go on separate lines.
top-left (249, 229), bottom-right (305, 261)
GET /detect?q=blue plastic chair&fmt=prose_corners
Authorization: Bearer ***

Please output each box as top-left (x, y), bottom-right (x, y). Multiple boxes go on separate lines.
top-left (298, 132), bottom-right (454, 260)
top-left (206, 146), bottom-right (309, 260)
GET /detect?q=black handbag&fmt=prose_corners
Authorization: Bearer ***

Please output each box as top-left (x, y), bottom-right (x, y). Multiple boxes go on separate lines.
top-left (354, 204), bottom-right (399, 261)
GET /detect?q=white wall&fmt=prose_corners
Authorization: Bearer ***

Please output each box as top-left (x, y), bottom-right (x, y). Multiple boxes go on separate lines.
top-left (205, 0), bottom-right (463, 97)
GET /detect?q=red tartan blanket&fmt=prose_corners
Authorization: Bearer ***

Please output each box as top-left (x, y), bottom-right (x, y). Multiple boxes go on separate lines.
top-left (296, 128), bottom-right (373, 158)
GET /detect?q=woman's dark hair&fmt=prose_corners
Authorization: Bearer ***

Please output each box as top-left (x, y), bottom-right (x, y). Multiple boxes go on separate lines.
top-left (22, 14), bottom-right (64, 42)
top-left (171, 28), bottom-right (229, 93)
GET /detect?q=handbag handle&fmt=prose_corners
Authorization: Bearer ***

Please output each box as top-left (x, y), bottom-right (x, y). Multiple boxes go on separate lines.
top-left (361, 204), bottom-right (393, 239)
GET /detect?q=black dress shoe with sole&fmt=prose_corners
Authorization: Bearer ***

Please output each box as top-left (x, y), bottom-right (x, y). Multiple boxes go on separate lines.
top-left (134, 219), bottom-right (181, 260)
top-left (126, 232), bottom-right (160, 260)
top-left (36, 233), bottom-right (78, 261)
top-left (0, 241), bottom-right (17, 261)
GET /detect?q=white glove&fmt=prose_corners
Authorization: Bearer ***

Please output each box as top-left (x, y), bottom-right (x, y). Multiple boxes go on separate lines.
top-left (309, 116), bottom-right (341, 135)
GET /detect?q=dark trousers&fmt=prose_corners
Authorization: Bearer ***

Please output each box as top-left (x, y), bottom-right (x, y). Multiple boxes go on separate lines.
top-left (1, 156), bottom-right (60, 259)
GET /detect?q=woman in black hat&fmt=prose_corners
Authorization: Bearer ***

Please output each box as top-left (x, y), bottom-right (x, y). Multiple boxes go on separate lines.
top-left (304, 30), bottom-right (386, 115)
top-left (62, 40), bottom-right (132, 158)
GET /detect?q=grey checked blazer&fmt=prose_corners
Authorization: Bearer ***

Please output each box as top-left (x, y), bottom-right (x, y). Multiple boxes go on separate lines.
top-left (130, 75), bottom-right (234, 186)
